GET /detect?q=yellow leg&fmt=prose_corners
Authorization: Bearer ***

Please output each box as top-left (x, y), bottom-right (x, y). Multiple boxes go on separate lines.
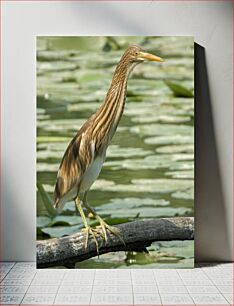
top-left (83, 192), bottom-right (125, 245)
top-left (74, 201), bottom-right (79, 215)
top-left (75, 197), bottom-right (100, 253)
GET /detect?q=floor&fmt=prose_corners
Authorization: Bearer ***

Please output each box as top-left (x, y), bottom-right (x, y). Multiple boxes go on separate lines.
top-left (0, 262), bottom-right (232, 305)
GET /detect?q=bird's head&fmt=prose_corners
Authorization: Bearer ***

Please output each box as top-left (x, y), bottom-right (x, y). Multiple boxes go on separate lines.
top-left (125, 45), bottom-right (163, 64)
top-left (113, 45), bottom-right (164, 81)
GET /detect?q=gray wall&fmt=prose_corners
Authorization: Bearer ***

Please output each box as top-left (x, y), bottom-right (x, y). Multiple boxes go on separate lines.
top-left (2, 1), bottom-right (232, 261)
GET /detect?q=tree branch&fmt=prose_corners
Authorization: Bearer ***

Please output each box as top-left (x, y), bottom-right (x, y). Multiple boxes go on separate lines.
top-left (37, 217), bottom-right (194, 268)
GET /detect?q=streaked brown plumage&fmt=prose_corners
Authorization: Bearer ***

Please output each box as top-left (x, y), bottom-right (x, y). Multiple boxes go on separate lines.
top-left (53, 45), bottom-right (163, 250)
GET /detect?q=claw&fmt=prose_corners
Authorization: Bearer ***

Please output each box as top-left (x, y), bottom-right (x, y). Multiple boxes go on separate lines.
top-left (93, 227), bottom-right (105, 239)
top-left (100, 221), bottom-right (108, 242)
top-left (106, 224), bottom-right (126, 246)
top-left (96, 218), bottom-right (125, 246)
top-left (81, 226), bottom-right (100, 254)
top-left (80, 195), bottom-right (125, 247)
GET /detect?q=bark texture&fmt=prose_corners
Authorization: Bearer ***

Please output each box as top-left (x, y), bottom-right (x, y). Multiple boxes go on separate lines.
top-left (37, 217), bottom-right (194, 268)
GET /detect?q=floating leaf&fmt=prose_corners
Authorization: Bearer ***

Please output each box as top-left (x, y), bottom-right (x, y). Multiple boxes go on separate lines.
top-left (77, 240), bottom-right (194, 269)
top-left (37, 216), bottom-right (51, 228)
top-left (98, 197), bottom-right (170, 210)
top-left (156, 144), bottom-right (194, 154)
top-left (165, 170), bottom-right (194, 179)
top-left (92, 179), bottom-right (116, 189)
top-left (145, 135), bottom-right (194, 145)
top-left (104, 154), bottom-right (193, 171)
top-left (37, 61), bottom-right (78, 73)
top-left (130, 123), bottom-right (193, 137)
top-left (49, 215), bottom-right (82, 226)
top-left (93, 178), bottom-right (193, 196)
top-left (107, 145), bottom-right (153, 158)
top-left (131, 114), bottom-right (191, 124)
top-left (37, 136), bottom-right (70, 143)
top-left (37, 163), bottom-right (59, 172)
top-left (172, 187), bottom-right (194, 200)
top-left (152, 240), bottom-right (194, 262)
top-left (165, 81), bottom-right (194, 98)
top-left (46, 36), bottom-right (107, 51)
top-left (41, 224), bottom-right (83, 238)
top-left (96, 204), bottom-right (190, 219)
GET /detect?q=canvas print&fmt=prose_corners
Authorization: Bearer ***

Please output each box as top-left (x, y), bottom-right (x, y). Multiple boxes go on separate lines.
top-left (37, 36), bottom-right (194, 269)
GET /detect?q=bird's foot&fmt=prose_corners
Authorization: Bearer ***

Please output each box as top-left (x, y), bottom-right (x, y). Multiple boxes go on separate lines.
top-left (81, 226), bottom-right (100, 254)
top-left (96, 218), bottom-right (125, 246)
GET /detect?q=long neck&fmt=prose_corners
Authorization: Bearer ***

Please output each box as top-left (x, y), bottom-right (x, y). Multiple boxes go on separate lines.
top-left (92, 59), bottom-right (137, 143)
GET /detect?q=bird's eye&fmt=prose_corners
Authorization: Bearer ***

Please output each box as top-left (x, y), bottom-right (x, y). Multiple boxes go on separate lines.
top-left (135, 52), bottom-right (138, 56)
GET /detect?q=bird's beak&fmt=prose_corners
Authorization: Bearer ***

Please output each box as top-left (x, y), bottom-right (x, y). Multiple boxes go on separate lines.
top-left (138, 51), bottom-right (164, 62)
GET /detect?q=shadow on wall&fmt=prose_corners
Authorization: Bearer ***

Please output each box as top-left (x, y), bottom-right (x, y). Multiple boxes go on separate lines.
top-left (195, 43), bottom-right (231, 262)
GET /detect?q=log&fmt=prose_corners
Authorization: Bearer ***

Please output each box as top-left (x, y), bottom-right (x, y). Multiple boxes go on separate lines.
top-left (37, 217), bottom-right (194, 268)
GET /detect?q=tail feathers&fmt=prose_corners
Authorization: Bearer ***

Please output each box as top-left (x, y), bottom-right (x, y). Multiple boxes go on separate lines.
top-left (53, 197), bottom-right (60, 208)
top-left (53, 179), bottom-right (78, 212)
top-left (53, 196), bottom-right (67, 214)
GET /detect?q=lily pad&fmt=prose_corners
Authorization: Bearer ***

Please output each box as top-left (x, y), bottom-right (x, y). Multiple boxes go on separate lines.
top-left (37, 118), bottom-right (85, 131)
top-left (165, 170), bottom-right (194, 179)
top-left (37, 150), bottom-right (63, 161)
top-left (156, 144), bottom-right (194, 154)
top-left (94, 178), bottom-right (193, 195)
top-left (105, 36), bottom-right (145, 49)
top-left (94, 197), bottom-right (191, 219)
top-left (37, 49), bottom-right (80, 62)
top-left (37, 136), bottom-right (70, 143)
top-left (49, 215), bottom-right (82, 226)
top-left (97, 205), bottom-right (192, 219)
top-left (165, 81), bottom-right (194, 98)
top-left (99, 197), bottom-right (170, 209)
top-left (131, 114), bottom-right (191, 124)
top-left (132, 178), bottom-right (193, 193)
top-left (152, 240), bottom-right (194, 261)
top-left (46, 36), bottom-right (107, 51)
top-left (130, 123), bottom-right (193, 137)
top-left (62, 201), bottom-right (78, 212)
top-left (37, 216), bottom-right (51, 228)
top-left (169, 161), bottom-right (194, 170)
top-left (92, 179), bottom-right (116, 190)
top-left (172, 187), bottom-right (194, 200)
top-left (107, 145), bottom-right (153, 158)
top-left (37, 61), bottom-right (78, 73)
top-left (67, 102), bottom-right (100, 112)
top-left (41, 224), bottom-right (83, 238)
top-left (37, 163), bottom-right (59, 172)
top-left (104, 154), bottom-right (193, 171)
top-left (145, 135), bottom-right (194, 145)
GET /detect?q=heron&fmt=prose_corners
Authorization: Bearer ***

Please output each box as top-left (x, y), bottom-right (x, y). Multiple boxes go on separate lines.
top-left (53, 45), bottom-right (163, 252)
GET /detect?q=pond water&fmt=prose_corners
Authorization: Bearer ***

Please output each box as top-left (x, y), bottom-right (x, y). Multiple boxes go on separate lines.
top-left (37, 36), bottom-right (194, 268)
